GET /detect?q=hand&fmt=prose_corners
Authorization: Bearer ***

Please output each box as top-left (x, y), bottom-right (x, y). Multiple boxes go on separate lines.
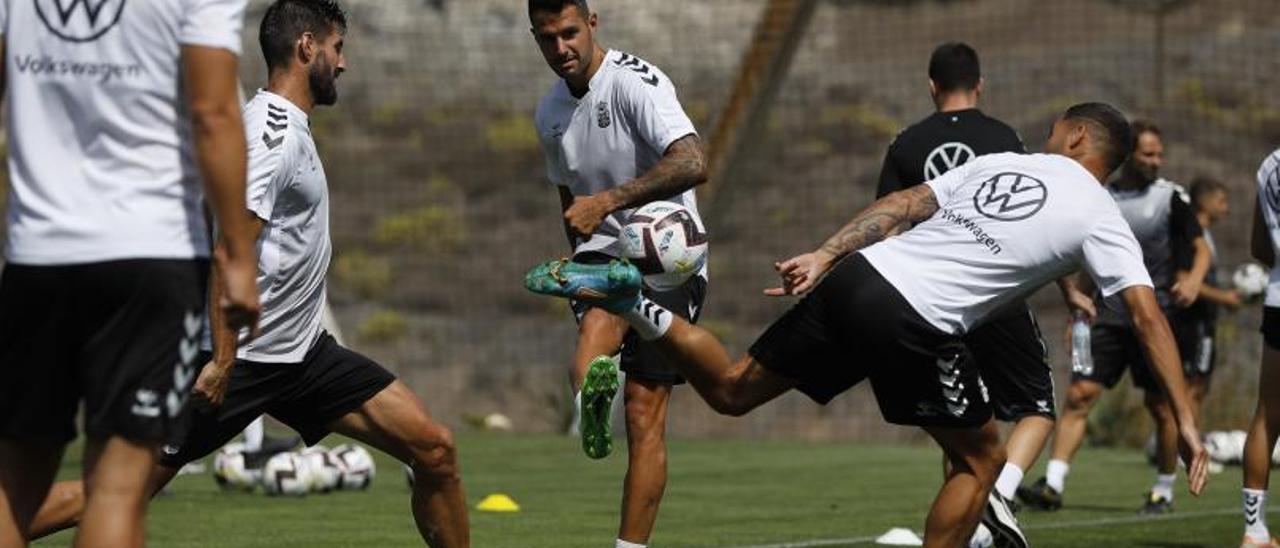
top-left (215, 246), bottom-right (261, 339)
top-left (1064, 290), bottom-right (1098, 323)
top-left (191, 359), bottom-right (232, 410)
top-left (1177, 422), bottom-right (1210, 496)
top-left (764, 250), bottom-right (837, 297)
top-left (1223, 290), bottom-right (1244, 310)
top-left (1171, 276), bottom-right (1202, 308)
top-left (563, 193), bottom-right (616, 237)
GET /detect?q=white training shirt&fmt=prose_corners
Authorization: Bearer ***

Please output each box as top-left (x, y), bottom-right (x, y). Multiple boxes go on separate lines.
top-left (203, 90), bottom-right (331, 363)
top-left (535, 49), bottom-right (706, 274)
top-left (1256, 148), bottom-right (1280, 307)
top-left (861, 153), bottom-right (1153, 335)
top-left (1, 0), bottom-right (246, 264)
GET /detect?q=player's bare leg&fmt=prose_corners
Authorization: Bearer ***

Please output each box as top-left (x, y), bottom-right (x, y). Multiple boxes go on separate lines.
top-left (571, 309), bottom-right (628, 392)
top-left (74, 436), bottom-right (161, 548)
top-left (330, 380), bottom-right (469, 548)
top-left (647, 320), bottom-right (795, 416)
top-left (1187, 376), bottom-right (1210, 422)
top-left (1242, 347), bottom-right (1280, 544)
top-left (0, 441), bottom-right (63, 546)
top-left (1005, 415), bottom-right (1053, 478)
top-left (1145, 391), bottom-right (1179, 476)
top-left (27, 463), bottom-right (181, 541)
top-left (923, 422), bottom-right (1004, 548)
top-left (1049, 380), bottom-right (1102, 465)
top-left (618, 379), bottom-right (671, 544)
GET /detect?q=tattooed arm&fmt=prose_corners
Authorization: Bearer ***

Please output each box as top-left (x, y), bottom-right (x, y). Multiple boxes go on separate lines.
top-left (765, 184), bottom-right (940, 296)
top-left (563, 134), bottom-right (707, 236)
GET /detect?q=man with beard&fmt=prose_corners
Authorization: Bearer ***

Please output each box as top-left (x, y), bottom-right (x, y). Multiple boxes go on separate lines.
top-left (25, 2), bottom-right (471, 546)
top-left (530, 1), bottom-right (709, 547)
top-left (1020, 120), bottom-right (1210, 515)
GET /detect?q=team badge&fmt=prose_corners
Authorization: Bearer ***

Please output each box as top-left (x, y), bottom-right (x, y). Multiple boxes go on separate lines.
top-left (596, 101), bottom-right (611, 129)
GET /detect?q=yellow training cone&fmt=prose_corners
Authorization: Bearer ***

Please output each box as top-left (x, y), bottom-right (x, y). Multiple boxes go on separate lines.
top-left (476, 493), bottom-right (520, 512)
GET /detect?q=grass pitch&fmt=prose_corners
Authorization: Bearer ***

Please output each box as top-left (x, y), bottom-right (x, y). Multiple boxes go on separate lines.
top-left (34, 433), bottom-right (1260, 547)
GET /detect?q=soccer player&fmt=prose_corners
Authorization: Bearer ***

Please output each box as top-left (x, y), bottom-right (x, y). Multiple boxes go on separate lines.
top-left (530, 1), bottom-right (709, 546)
top-left (877, 42), bottom-right (1077, 547)
top-left (1020, 120), bottom-right (1210, 515)
top-left (1183, 178), bottom-right (1241, 416)
top-left (0, 0), bottom-right (262, 546)
top-left (525, 103), bottom-right (1209, 548)
top-left (25, 2), bottom-right (470, 546)
top-left (1241, 148), bottom-right (1280, 548)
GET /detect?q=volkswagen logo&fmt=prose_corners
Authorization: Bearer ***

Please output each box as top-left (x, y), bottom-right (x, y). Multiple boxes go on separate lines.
top-left (973, 172), bottom-right (1048, 222)
top-left (924, 142), bottom-right (976, 180)
top-left (36, 0), bottom-right (127, 43)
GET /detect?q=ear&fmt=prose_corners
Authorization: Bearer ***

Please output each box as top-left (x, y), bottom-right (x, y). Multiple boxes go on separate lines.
top-left (1067, 122), bottom-right (1088, 153)
top-left (974, 76), bottom-right (985, 96)
top-left (927, 79), bottom-right (938, 98)
top-left (298, 31), bottom-right (317, 65)
top-left (587, 11), bottom-right (597, 31)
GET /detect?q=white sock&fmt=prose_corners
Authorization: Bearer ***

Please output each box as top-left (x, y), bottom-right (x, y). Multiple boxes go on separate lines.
top-left (1245, 488), bottom-right (1270, 539)
top-left (616, 540), bottom-right (645, 548)
top-left (243, 416), bottom-right (265, 452)
top-left (1045, 459), bottom-right (1069, 493)
top-left (567, 391), bottom-right (582, 436)
top-left (1152, 473), bottom-right (1176, 500)
top-left (619, 297), bottom-right (673, 341)
top-left (994, 463), bottom-right (1025, 500)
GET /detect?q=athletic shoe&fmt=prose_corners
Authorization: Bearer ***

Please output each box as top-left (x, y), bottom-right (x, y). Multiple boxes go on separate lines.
top-left (1016, 477), bottom-right (1063, 511)
top-left (969, 523), bottom-right (994, 548)
top-left (1139, 491), bottom-right (1173, 515)
top-left (580, 355), bottom-right (620, 460)
top-left (523, 258), bottom-right (642, 313)
top-left (242, 434), bottom-right (302, 469)
top-left (1241, 534), bottom-right (1280, 547)
top-left (982, 492), bottom-right (1029, 548)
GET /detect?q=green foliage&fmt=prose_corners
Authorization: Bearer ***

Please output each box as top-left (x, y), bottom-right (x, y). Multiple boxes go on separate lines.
top-left (373, 205), bottom-right (466, 251)
top-left (818, 104), bottom-right (902, 139)
top-left (357, 309), bottom-right (408, 344)
top-left (331, 250), bottom-right (394, 299)
top-left (485, 115), bottom-right (539, 153)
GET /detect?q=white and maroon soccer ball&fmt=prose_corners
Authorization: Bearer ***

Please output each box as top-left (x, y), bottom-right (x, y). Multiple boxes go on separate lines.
top-left (329, 443), bottom-right (376, 491)
top-left (1233, 263), bottom-right (1269, 298)
top-left (619, 201), bottom-right (708, 291)
top-left (262, 452), bottom-right (310, 496)
top-left (298, 445), bottom-right (343, 493)
top-left (211, 444), bottom-right (257, 492)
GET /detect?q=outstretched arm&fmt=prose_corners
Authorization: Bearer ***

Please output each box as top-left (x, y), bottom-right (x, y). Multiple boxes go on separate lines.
top-left (766, 184), bottom-right (939, 296)
top-left (563, 135), bottom-right (707, 236)
top-left (1122, 285), bottom-right (1209, 495)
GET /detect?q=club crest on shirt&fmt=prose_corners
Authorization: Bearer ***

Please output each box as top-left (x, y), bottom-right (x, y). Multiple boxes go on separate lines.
top-left (596, 101), bottom-right (611, 129)
top-left (973, 172), bottom-right (1048, 222)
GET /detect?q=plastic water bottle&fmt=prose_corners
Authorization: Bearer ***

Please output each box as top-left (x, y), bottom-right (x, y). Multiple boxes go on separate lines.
top-left (1070, 311), bottom-right (1093, 376)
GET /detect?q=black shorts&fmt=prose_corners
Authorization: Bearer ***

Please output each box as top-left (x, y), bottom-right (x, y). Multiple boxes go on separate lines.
top-left (1175, 316), bottom-right (1216, 378)
top-left (1074, 324), bottom-right (1160, 391)
top-left (748, 254), bottom-right (991, 428)
top-left (0, 260), bottom-right (208, 444)
top-left (570, 252), bottom-right (707, 384)
top-left (965, 305), bottom-right (1056, 421)
top-left (159, 333), bottom-right (395, 467)
top-left (1262, 307), bottom-right (1280, 351)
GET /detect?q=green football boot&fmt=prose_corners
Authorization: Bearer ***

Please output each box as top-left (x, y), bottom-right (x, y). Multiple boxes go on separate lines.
top-left (523, 258), bottom-right (643, 313)
top-left (579, 355), bottom-right (620, 460)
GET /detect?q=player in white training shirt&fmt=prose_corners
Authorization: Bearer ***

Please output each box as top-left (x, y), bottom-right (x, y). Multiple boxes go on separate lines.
top-left (25, 3), bottom-right (470, 546)
top-left (1241, 148), bottom-right (1280, 548)
top-left (0, 0), bottom-right (261, 545)
top-left (525, 103), bottom-right (1209, 547)
top-left (530, 1), bottom-right (708, 546)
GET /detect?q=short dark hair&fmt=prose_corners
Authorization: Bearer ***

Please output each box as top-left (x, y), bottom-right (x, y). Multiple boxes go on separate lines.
top-left (259, 0), bottom-right (348, 71)
top-left (1129, 119), bottom-right (1162, 149)
top-left (529, 0), bottom-right (589, 19)
top-left (1062, 102), bottom-right (1133, 174)
top-left (1189, 176), bottom-right (1228, 209)
top-left (928, 42), bottom-right (981, 93)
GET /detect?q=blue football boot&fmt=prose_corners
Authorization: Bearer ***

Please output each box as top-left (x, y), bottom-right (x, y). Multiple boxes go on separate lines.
top-left (523, 258), bottom-right (642, 313)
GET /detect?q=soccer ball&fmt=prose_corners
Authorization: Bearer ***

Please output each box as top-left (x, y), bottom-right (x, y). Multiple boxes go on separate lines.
top-left (212, 444), bottom-right (258, 492)
top-left (262, 452), bottom-right (311, 496)
top-left (298, 445), bottom-right (342, 493)
top-left (619, 201), bottom-right (708, 291)
top-left (1233, 263), bottom-right (1269, 298)
top-left (329, 444), bottom-right (376, 490)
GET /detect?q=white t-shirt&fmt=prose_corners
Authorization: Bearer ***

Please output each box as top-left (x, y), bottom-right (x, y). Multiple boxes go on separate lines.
top-left (535, 49), bottom-right (705, 274)
top-left (861, 153), bottom-right (1153, 335)
top-left (204, 91), bottom-right (330, 363)
top-left (1, 0), bottom-right (246, 264)
top-left (1256, 148), bottom-right (1280, 306)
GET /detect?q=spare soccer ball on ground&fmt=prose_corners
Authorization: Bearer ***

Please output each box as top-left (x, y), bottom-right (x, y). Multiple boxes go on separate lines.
top-left (329, 443), bottom-right (376, 490)
top-left (262, 452), bottom-right (311, 496)
top-left (299, 445), bottom-right (343, 493)
top-left (212, 444), bottom-right (259, 492)
top-left (1233, 263), bottom-right (1269, 298)
top-left (619, 201), bottom-right (708, 291)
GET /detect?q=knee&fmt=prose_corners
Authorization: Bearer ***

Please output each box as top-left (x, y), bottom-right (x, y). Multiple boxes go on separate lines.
top-left (408, 426), bottom-right (460, 486)
top-left (1066, 383), bottom-right (1100, 411)
top-left (708, 396), bottom-right (754, 417)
